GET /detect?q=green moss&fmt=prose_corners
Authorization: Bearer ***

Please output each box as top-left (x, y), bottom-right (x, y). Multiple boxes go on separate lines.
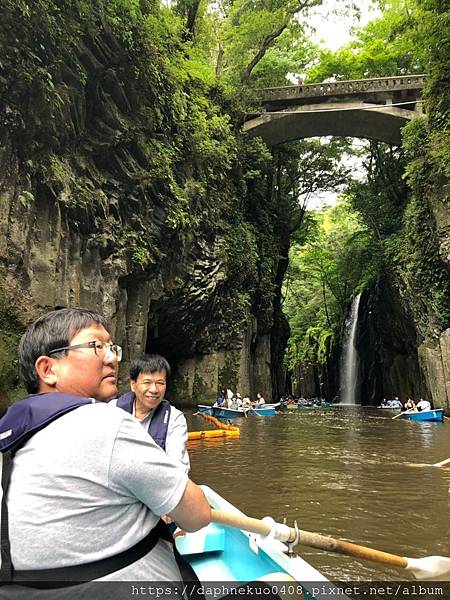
top-left (191, 372), bottom-right (207, 403)
top-left (218, 351), bottom-right (240, 393)
top-left (0, 291), bottom-right (26, 409)
top-left (0, 0), bottom-right (294, 375)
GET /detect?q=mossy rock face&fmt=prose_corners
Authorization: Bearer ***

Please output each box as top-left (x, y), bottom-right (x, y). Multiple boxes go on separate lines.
top-left (192, 373), bottom-right (209, 403)
top-left (0, 0), bottom-right (293, 405)
top-left (0, 312), bottom-right (25, 411)
top-left (218, 350), bottom-right (240, 394)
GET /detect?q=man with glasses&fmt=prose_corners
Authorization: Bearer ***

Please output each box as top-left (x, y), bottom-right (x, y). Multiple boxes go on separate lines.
top-left (0, 307), bottom-right (210, 590)
top-left (113, 353), bottom-right (189, 474)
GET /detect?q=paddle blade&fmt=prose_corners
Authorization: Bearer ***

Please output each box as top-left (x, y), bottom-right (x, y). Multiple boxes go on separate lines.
top-left (406, 556), bottom-right (450, 581)
top-left (433, 457), bottom-right (450, 467)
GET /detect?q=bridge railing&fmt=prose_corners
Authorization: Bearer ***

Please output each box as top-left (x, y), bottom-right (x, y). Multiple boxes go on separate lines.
top-left (258, 74), bottom-right (426, 102)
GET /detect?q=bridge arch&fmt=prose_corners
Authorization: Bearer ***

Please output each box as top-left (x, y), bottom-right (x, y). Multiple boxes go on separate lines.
top-left (244, 75), bottom-right (425, 146)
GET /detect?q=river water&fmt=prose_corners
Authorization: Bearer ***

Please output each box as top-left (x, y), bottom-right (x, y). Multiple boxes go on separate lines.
top-left (185, 406), bottom-right (450, 582)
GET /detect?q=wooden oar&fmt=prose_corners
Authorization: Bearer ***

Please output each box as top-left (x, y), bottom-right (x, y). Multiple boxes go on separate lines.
top-left (406, 457), bottom-right (450, 468)
top-left (211, 509), bottom-right (450, 581)
top-left (248, 406), bottom-right (263, 417)
top-left (392, 408), bottom-right (414, 419)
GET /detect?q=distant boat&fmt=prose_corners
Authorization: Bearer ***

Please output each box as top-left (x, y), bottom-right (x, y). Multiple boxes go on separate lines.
top-left (297, 401), bottom-right (334, 409)
top-left (398, 409), bottom-right (444, 422)
top-left (177, 485), bottom-right (340, 595)
top-left (196, 405), bottom-right (277, 418)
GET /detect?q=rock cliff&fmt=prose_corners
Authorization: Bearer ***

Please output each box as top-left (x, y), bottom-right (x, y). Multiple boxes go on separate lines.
top-left (0, 2), bottom-right (289, 407)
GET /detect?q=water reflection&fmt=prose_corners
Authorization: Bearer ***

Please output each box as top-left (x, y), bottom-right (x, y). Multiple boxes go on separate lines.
top-left (186, 407), bottom-right (450, 581)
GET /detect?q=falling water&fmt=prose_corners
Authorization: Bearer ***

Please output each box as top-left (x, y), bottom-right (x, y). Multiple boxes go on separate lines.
top-left (340, 293), bottom-right (362, 405)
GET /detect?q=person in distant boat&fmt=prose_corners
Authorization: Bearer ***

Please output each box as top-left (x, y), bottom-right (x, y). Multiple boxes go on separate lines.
top-left (256, 392), bottom-right (265, 405)
top-left (113, 353), bottom-right (190, 474)
top-left (0, 307), bottom-right (210, 589)
top-left (389, 398), bottom-right (403, 408)
top-left (242, 396), bottom-right (252, 407)
top-left (404, 398), bottom-right (415, 411)
top-left (416, 398), bottom-right (431, 412)
top-left (215, 393), bottom-right (226, 407)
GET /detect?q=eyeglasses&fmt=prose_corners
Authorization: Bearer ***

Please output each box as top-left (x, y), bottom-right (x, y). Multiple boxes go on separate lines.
top-left (48, 341), bottom-right (122, 362)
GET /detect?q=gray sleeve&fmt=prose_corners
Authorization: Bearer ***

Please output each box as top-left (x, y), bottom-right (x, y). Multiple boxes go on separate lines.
top-left (108, 414), bottom-right (188, 517)
top-left (166, 409), bottom-right (190, 474)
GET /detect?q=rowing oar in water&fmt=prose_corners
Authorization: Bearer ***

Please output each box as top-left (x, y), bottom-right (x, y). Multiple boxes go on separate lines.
top-left (407, 457), bottom-right (450, 468)
top-left (210, 509), bottom-right (450, 581)
top-left (392, 409), bottom-right (415, 420)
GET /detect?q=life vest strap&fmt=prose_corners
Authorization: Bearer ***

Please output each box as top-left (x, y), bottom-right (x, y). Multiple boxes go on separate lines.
top-left (4, 520), bottom-right (167, 588)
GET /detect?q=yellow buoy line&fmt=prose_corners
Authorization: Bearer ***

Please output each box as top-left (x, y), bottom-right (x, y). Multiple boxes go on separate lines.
top-left (188, 412), bottom-right (240, 440)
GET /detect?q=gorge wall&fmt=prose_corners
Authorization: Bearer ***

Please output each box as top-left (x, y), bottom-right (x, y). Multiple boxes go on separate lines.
top-left (0, 2), bottom-right (290, 408)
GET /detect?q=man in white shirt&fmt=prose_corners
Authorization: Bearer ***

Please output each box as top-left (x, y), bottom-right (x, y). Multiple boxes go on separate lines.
top-left (0, 307), bottom-right (210, 592)
top-left (113, 353), bottom-right (189, 473)
top-left (416, 398), bottom-right (431, 412)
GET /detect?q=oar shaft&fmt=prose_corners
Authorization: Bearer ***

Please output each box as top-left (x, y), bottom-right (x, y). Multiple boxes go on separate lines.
top-left (211, 509), bottom-right (408, 569)
top-left (299, 531), bottom-right (408, 568)
top-left (212, 510), bottom-right (275, 537)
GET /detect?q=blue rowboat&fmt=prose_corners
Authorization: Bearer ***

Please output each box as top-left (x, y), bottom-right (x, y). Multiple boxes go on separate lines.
top-left (246, 405), bottom-right (277, 416)
top-left (212, 406), bottom-right (277, 418)
top-left (177, 486), bottom-right (344, 598)
top-left (197, 405), bottom-right (277, 418)
top-left (399, 409), bottom-right (444, 422)
top-left (211, 407), bottom-right (249, 419)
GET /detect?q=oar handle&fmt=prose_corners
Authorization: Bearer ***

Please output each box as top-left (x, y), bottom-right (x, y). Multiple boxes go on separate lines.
top-left (211, 509), bottom-right (408, 569)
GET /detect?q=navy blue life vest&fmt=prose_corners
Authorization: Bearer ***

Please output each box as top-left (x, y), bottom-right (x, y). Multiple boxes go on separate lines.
top-left (0, 392), bottom-right (94, 453)
top-left (116, 392), bottom-right (171, 451)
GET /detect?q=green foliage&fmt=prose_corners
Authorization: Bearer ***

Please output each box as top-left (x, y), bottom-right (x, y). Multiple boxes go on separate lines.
top-left (0, 289), bottom-right (25, 409)
top-left (384, 196), bottom-right (450, 336)
top-left (408, 1), bottom-right (450, 187)
top-left (307, 0), bottom-right (424, 81)
top-left (284, 199), bottom-right (375, 370)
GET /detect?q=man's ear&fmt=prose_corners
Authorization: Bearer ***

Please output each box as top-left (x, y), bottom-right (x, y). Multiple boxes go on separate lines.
top-left (35, 356), bottom-right (58, 388)
top-left (130, 379), bottom-right (136, 393)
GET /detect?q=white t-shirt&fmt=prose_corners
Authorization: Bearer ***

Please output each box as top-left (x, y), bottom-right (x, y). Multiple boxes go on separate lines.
top-left (5, 403), bottom-right (188, 581)
top-left (416, 399), bottom-right (431, 411)
top-left (109, 398), bottom-right (190, 474)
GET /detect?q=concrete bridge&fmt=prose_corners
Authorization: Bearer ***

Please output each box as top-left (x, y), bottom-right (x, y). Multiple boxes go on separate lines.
top-left (244, 74), bottom-right (425, 146)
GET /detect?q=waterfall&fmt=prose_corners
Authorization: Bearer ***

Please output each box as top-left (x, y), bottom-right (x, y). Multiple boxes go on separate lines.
top-left (340, 293), bottom-right (362, 405)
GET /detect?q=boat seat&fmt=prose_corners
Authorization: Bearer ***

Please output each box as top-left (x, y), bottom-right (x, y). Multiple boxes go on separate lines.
top-left (175, 523), bottom-right (225, 556)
